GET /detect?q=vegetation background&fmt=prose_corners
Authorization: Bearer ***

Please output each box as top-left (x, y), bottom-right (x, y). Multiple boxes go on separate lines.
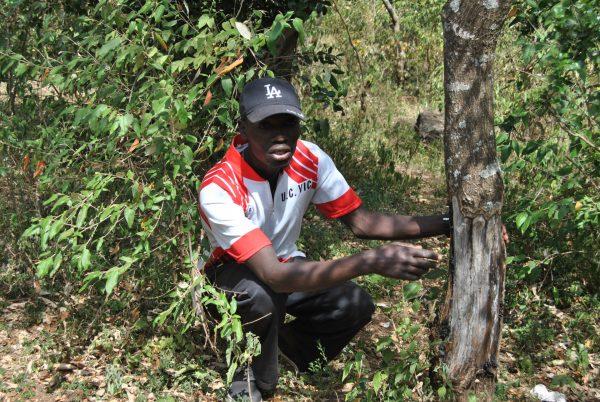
top-left (0, 0), bottom-right (598, 400)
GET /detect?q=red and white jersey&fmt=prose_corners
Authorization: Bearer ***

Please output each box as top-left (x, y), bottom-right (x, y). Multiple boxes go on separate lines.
top-left (198, 135), bottom-right (362, 268)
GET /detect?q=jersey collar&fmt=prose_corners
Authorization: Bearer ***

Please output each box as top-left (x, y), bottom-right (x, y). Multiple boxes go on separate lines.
top-left (224, 134), bottom-right (266, 181)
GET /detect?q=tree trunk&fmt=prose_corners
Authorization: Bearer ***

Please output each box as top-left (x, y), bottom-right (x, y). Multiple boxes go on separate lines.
top-left (439, 0), bottom-right (510, 399)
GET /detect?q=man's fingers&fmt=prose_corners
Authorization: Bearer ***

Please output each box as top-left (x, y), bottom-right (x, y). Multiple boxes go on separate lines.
top-left (502, 224), bottom-right (510, 244)
top-left (404, 261), bottom-right (434, 276)
top-left (411, 248), bottom-right (439, 261)
top-left (393, 242), bottom-right (422, 249)
top-left (411, 257), bottom-right (437, 269)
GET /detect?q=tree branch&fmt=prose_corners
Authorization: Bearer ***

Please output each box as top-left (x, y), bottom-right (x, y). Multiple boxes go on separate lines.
top-left (381, 0), bottom-right (400, 33)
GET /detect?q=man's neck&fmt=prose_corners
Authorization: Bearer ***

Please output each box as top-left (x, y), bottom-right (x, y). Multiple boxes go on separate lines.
top-left (241, 148), bottom-right (282, 182)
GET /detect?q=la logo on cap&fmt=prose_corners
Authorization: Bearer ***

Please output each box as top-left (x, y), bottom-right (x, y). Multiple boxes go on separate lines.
top-left (264, 84), bottom-right (282, 99)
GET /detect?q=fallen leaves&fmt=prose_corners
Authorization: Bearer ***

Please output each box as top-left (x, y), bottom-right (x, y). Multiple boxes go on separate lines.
top-left (203, 90), bottom-right (213, 106)
top-left (33, 160), bottom-right (46, 178)
top-left (128, 138), bottom-right (140, 153)
top-left (53, 363), bottom-right (76, 372)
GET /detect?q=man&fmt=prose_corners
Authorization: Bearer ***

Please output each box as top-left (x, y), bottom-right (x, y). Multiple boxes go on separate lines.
top-left (198, 77), bottom-right (449, 401)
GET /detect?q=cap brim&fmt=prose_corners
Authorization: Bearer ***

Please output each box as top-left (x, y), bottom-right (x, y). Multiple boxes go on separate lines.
top-left (246, 104), bottom-right (305, 123)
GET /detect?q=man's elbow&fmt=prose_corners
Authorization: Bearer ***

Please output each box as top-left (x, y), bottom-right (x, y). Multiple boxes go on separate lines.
top-left (256, 265), bottom-right (288, 293)
top-left (263, 275), bottom-right (286, 293)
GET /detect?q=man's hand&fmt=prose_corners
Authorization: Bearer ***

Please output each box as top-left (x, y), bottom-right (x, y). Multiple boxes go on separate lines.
top-left (502, 224), bottom-right (509, 244)
top-left (367, 243), bottom-right (439, 281)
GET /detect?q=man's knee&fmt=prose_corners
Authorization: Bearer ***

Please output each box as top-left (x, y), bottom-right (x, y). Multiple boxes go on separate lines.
top-left (238, 281), bottom-right (286, 329)
top-left (354, 286), bottom-right (375, 323)
top-left (334, 283), bottom-right (375, 324)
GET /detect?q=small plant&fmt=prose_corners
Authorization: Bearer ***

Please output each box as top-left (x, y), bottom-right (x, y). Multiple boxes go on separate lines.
top-left (105, 361), bottom-right (124, 396)
top-left (341, 285), bottom-right (435, 401)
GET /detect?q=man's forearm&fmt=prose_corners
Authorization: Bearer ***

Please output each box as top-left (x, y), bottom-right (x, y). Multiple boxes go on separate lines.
top-left (342, 209), bottom-right (450, 240)
top-left (260, 251), bottom-right (375, 293)
top-left (404, 214), bottom-right (451, 239)
top-left (246, 242), bottom-right (438, 294)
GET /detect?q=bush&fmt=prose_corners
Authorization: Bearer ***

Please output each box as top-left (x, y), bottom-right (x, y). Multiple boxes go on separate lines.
top-left (498, 0), bottom-right (600, 292)
top-left (0, 0), bottom-right (334, 384)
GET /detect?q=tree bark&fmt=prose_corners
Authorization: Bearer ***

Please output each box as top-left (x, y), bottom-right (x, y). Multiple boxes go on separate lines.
top-left (439, 0), bottom-right (510, 399)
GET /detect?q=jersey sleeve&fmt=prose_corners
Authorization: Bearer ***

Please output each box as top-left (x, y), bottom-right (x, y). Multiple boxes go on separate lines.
top-left (308, 143), bottom-right (362, 219)
top-left (199, 183), bottom-right (271, 262)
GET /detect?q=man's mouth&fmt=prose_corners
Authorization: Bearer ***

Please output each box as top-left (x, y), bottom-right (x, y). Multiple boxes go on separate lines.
top-left (269, 147), bottom-right (292, 162)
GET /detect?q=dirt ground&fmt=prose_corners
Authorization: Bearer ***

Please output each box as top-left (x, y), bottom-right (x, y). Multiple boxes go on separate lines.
top-left (1, 274), bottom-right (598, 401)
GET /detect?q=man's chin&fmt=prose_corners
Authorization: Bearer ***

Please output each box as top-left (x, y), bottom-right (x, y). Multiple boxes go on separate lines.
top-left (271, 159), bottom-right (291, 170)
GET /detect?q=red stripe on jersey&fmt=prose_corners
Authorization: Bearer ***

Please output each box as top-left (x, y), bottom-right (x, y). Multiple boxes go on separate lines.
top-left (204, 170), bottom-right (236, 196)
top-left (296, 141), bottom-right (318, 165)
top-left (315, 188), bottom-right (362, 219)
top-left (294, 148), bottom-right (318, 173)
top-left (285, 166), bottom-right (309, 186)
top-left (292, 149), bottom-right (317, 173)
top-left (240, 158), bottom-right (264, 181)
top-left (289, 156), bottom-right (317, 181)
top-left (204, 247), bottom-right (232, 270)
top-left (204, 165), bottom-right (241, 195)
top-left (227, 228), bottom-right (272, 262)
top-left (285, 162), bottom-right (316, 185)
top-left (201, 162), bottom-right (248, 209)
top-left (203, 176), bottom-right (242, 206)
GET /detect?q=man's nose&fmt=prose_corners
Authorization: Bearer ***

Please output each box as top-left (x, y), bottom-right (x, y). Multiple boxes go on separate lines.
top-left (271, 132), bottom-right (290, 143)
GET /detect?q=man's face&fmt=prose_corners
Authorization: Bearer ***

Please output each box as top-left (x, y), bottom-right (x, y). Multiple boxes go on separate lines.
top-left (240, 113), bottom-right (301, 178)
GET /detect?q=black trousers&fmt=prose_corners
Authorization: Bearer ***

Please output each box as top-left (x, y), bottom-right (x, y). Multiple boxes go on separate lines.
top-left (205, 261), bottom-right (375, 391)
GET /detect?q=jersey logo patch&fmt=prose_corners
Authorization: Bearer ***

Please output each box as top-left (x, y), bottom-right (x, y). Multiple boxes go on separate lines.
top-left (264, 84), bottom-right (282, 99)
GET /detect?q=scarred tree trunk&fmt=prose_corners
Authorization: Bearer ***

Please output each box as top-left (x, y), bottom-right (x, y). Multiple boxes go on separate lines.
top-left (439, 0), bottom-right (510, 399)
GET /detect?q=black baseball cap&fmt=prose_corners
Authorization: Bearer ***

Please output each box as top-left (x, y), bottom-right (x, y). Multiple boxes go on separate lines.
top-left (239, 77), bottom-right (305, 123)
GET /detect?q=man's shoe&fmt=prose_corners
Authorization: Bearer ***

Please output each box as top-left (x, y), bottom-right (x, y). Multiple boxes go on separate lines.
top-left (226, 365), bottom-right (262, 402)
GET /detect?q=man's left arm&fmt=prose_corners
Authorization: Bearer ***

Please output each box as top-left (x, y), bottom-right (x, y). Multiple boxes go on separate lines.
top-left (340, 206), bottom-right (509, 243)
top-left (339, 206), bottom-right (451, 240)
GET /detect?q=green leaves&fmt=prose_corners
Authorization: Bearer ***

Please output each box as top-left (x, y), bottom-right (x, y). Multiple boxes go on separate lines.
top-left (515, 211), bottom-right (528, 231)
top-left (76, 205), bottom-right (89, 228)
top-left (14, 62), bottom-right (28, 77)
top-left (124, 207), bottom-right (135, 228)
top-left (502, 0), bottom-right (599, 284)
top-left (402, 282), bottom-right (422, 300)
top-left (196, 14), bottom-right (214, 30)
top-left (221, 77), bottom-right (233, 97)
top-left (266, 14), bottom-right (291, 55)
top-left (81, 247), bottom-right (91, 271)
top-left (372, 371), bottom-right (388, 393)
top-left (115, 114), bottom-right (134, 136)
top-left (235, 21), bottom-right (252, 40)
top-left (105, 266), bottom-right (125, 295)
top-left (151, 96), bottom-right (170, 116)
top-left (36, 255), bottom-right (55, 278)
top-left (292, 18), bottom-right (305, 43)
top-left (97, 37), bottom-right (122, 58)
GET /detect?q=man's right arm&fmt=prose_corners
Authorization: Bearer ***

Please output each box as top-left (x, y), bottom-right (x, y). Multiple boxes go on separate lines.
top-left (245, 243), bottom-right (439, 293)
